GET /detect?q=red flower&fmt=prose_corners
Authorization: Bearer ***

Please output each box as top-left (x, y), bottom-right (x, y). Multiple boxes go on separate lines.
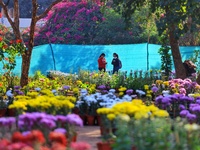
top-left (70, 142), bottom-right (91, 150)
top-left (39, 146), bottom-right (50, 150)
top-left (0, 139), bottom-right (10, 149)
top-left (16, 39), bottom-right (22, 43)
top-left (12, 132), bottom-right (26, 143)
top-left (28, 130), bottom-right (45, 144)
top-left (10, 40), bottom-right (14, 44)
top-left (6, 142), bottom-right (28, 150)
top-left (49, 132), bottom-right (67, 146)
top-left (0, 36), bottom-right (3, 41)
top-left (51, 143), bottom-right (66, 150)
top-left (4, 57), bottom-right (9, 61)
top-left (2, 44), bottom-right (8, 49)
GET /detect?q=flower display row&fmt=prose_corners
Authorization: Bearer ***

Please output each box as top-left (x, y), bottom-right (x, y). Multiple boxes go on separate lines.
top-left (96, 98), bottom-right (200, 150)
top-left (8, 93), bottom-right (75, 115)
top-left (0, 112), bottom-right (91, 150)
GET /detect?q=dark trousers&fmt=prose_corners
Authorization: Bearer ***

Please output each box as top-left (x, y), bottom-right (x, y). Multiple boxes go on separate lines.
top-left (99, 68), bottom-right (106, 72)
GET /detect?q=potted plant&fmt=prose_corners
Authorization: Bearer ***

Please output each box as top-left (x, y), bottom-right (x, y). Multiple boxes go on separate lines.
top-left (0, 88), bottom-right (8, 117)
top-left (0, 97), bottom-right (7, 117)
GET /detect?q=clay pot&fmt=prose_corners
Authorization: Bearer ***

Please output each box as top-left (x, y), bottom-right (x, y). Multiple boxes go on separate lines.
top-left (86, 115), bottom-right (95, 126)
top-left (79, 114), bottom-right (87, 125)
top-left (7, 108), bottom-right (16, 116)
top-left (97, 142), bottom-right (113, 150)
top-left (0, 108), bottom-right (7, 117)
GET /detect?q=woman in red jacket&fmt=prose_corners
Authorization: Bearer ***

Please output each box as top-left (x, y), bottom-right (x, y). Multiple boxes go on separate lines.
top-left (98, 53), bottom-right (107, 72)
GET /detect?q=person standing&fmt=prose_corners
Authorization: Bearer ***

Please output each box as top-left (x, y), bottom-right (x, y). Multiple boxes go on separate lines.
top-left (111, 53), bottom-right (120, 74)
top-left (98, 53), bottom-right (107, 72)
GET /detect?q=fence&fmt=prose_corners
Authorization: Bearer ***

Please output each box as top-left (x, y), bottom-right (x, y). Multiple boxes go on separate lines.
top-left (2, 43), bottom-right (200, 76)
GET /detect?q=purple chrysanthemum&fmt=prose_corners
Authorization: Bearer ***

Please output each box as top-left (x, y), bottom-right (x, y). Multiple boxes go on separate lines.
top-left (179, 104), bottom-right (186, 110)
top-left (161, 97), bottom-right (171, 104)
top-left (14, 86), bottom-right (21, 89)
top-left (180, 110), bottom-right (189, 118)
top-left (56, 115), bottom-right (67, 123)
top-left (126, 89), bottom-right (133, 95)
top-left (97, 85), bottom-right (107, 90)
top-left (186, 113), bottom-right (197, 122)
top-left (40, 118), bottom-right (56, 129)
top-left (66, 114), bottom-right (83, 127)
top-left (54, 128), bottom-right (67, 134)
top-left (63, 85), bottom-right (70, 90)
top-left (151, 86), bottom-right (159, 93)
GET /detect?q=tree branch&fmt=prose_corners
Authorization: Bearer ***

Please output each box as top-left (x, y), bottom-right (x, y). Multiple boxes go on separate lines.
top-left (0, 0), bottom-right (19, 36)
top-left (36, 0), bottom-right (63, 21)
top-left (14, 0), bottom-right (20, 29)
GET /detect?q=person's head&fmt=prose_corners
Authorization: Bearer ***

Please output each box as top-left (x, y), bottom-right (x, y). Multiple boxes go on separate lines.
top-left (99, 53), bottom-right (105, 58)
top-left (113, 53), bottom-right (118, 58)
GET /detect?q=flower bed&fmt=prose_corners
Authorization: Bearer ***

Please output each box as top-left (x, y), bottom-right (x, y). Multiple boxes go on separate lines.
top-left (1, 69), bottom-right (200, 150)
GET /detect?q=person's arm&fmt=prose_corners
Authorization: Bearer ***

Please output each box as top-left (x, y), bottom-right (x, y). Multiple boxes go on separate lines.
top-left (111, 59), bottom-right (114, 65)
top-left (103, 58), bottom-right (107, 64)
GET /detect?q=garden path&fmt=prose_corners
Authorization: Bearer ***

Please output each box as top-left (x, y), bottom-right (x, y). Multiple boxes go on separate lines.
top-left (76, 126), bottom-right (102, 150)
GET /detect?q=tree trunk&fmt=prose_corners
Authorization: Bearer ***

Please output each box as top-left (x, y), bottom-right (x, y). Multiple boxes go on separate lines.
top-left (20, 48), bottom-right (32, 87)
top-left (169, 25), bottom-right (187, 79)
top-left (0, 0), bottom-right (67, 87)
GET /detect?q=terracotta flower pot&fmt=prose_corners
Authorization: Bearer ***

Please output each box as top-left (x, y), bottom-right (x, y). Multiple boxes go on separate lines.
top-left (0, 108), bottom-right (7, 117)
top-left (86, 115), bottom-right (95, 126)
top-left (96, 115), bottom-right (101, 126)
top-left (97, 142), bottom-right (113, 150)
top-left (79, 114), bottom-right (87, 125)
top-left (7, 108), bottom-right (16, 116)
top-left (132, 146), bottom-right (137, 150)
top-left (72, 107), bottom-right (80, 114)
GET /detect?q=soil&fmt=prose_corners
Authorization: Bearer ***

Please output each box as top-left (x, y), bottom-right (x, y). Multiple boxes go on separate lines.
top-left (76, 125), bottom-right (102, 150)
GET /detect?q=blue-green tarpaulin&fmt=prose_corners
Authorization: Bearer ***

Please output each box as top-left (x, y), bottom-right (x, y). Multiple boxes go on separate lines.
top-left (2, 43), bottom-right (200, 76)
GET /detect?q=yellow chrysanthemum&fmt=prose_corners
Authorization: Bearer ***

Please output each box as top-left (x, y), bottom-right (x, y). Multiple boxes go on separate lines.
top-left (156, 80), bottom-right (163, 85)
top-left (107, 114), bottom-right (116, 121)
top-left (172, 88), bottom-right (178, 93)
top-left (76, 80), bottom-right (82, 85)
top-left (134, 111), bottom-right (149, 120)
top-left (144, 85), bottom-right (149, 90)
top-left (118, 86), bottom-right (127, 92)
top-left (72, 87), bottom-right (80, 95)
top-left (153, 110), bottom-right (169, 117)
top-left (163, 81), bottom-right (169, 87)
top-left (148, 105), bottom-right (159, 112)
top-left (119, 92), bottom-right (124, 96)
top-left (97, 107), bottom-right (113, 115)
top-left (131, 99), bottom-right (143, 105)
top-left (118, 114), bottom-right (130, 122)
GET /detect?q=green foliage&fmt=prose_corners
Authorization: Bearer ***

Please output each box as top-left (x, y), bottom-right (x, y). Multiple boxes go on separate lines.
top-left (0, 37), bottom-right (25, 72)
top-left (109, 0), bottom-right (200, 41)
top-left (158, 34), bottom-right (172, 76)
top-left (93, 8), bottom-right (141, 44)
top-left (112, 118), bottom-right (132, 150)
top-left (124, 70), bottom-right (158, 90)
top-left (188, 50), bottom-right (200, 72)
top-left (131, 118), bottom-right (172, 150)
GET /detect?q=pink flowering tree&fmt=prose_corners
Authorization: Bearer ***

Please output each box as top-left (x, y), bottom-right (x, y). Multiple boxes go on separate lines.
top-left (34, 1), bottom-right (104, 45)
